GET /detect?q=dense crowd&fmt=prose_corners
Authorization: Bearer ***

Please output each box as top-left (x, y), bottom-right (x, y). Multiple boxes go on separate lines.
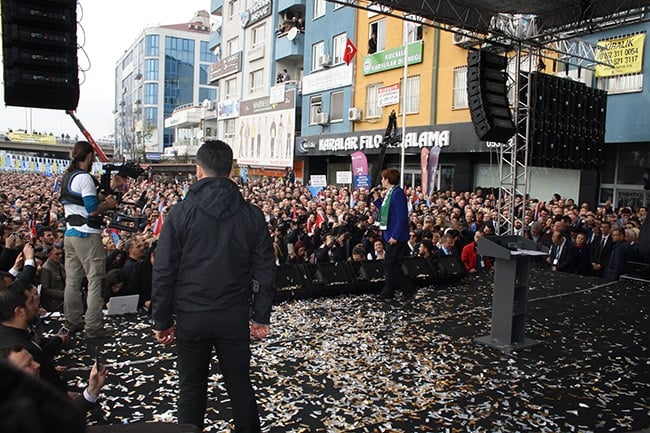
top-left (0, 164), bottom-right (647, 429)
top-left (0, 169), bottom-right (646, 312)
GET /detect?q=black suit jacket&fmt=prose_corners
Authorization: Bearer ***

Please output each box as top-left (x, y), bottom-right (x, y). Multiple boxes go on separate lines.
top-left (549, 240), bottom-right (574, 272)
top-left (590, 235), bottom-right (614, 268)
top-left (0, 324), bottom-right (66, 393)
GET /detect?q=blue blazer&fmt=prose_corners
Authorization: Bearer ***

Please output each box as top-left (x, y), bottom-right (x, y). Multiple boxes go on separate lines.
top-left (377, 186), bottom-right (410, 243)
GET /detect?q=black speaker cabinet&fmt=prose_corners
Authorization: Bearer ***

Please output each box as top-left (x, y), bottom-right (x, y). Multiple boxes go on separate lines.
top-left (467, 49), bottom-right (516, 143)
top-left (1, 0), bottom-right (80, 110)
top-left (401, 256), bottom-right (437, 286)
top-left (273, 264), bottom-right (312, 302)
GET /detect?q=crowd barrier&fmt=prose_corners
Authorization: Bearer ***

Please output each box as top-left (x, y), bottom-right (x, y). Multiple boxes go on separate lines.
top-left (273, 255), bottom-right (468, 302)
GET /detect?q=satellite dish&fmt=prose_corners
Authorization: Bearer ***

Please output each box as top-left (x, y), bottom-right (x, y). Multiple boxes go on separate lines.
top-left (287, 27), bottom-right (298, 41)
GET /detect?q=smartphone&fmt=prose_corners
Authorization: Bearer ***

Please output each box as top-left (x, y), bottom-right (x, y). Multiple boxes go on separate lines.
top-left (95, 347), bottom-right (104, 371)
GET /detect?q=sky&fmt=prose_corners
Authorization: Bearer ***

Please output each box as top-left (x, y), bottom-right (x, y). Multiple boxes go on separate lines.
top-left (0, 0), bottom-right (210, 139)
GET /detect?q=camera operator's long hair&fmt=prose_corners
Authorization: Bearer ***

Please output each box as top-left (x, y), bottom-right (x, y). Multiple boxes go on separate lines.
top-left (66, 141), bottom-right (94, 174)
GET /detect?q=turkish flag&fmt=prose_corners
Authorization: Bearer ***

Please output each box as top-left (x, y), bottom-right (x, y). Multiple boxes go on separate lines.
top-left (343, 38), bottom-right (357, 65)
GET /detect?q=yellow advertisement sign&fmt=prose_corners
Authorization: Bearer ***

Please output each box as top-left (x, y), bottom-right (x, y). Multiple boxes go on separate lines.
top-left (595, 33), bottom-right (645, 78)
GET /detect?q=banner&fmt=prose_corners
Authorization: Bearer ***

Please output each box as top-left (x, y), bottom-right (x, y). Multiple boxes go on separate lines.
top-left (595, 33), bottom-right (646, 78)
top-left (420, 148), bottom-right (429, 196)
top-left (426, 146), bottom-right (441, 195)
top-left (350, 151), bottom-right (370, 189)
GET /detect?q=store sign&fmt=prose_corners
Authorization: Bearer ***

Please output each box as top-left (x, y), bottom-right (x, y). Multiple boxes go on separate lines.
top-left (595, 33), bottom-right (646, 77)
top-left (209, 52), bottom-right (242, 82)
top-left (241, 0), bottom-right (272, 28)
top-left (315, 129), bottom-right (450, 152)
top-left (362, 41), bottom-right (423, 75)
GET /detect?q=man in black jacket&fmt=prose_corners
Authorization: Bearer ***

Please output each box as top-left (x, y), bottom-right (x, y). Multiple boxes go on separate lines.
top-left (152, 140), bottom-right (275, 432)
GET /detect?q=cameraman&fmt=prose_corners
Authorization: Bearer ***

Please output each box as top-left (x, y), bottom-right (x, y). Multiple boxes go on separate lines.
top-left (60, 141), bottom-right (118, 339)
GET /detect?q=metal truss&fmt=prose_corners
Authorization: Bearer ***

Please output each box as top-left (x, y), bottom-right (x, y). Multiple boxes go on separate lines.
top-left (496, 45), bottom-right (535, 235)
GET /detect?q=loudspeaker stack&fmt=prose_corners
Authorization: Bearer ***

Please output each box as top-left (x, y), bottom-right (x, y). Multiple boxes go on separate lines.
top-left (467, 49), bottom-right (516, 143)
top-left (1, 0), bottom-right (80, 110)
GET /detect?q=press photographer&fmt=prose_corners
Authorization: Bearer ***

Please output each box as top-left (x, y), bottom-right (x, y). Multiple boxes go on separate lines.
top-left (59, 141), bottom-right (120, 339)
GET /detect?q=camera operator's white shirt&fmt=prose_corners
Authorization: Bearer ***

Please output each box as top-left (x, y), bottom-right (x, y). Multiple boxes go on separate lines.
top-left (63, 171), bottom-right (101, 234)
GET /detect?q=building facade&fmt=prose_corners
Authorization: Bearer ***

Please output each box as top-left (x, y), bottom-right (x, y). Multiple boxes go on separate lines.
top-left (205, 2), bottom-right (648, 208)
top-left (114, 10), bottom-right (217, 159)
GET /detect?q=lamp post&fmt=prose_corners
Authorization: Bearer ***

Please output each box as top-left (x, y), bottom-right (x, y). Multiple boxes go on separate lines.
top-left (400, 22), bottom-right (408, 187)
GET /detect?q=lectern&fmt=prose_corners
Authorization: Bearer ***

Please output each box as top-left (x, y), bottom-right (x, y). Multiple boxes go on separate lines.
top-left (474, 235), bottom-right (548, 353)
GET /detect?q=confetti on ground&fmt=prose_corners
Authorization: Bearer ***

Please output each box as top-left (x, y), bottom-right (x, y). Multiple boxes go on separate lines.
top-left (44, 269), bottom-right (649, 432)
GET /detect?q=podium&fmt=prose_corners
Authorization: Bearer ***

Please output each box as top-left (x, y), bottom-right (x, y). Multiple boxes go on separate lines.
top-left (474, 235), bottom-right (548, 353)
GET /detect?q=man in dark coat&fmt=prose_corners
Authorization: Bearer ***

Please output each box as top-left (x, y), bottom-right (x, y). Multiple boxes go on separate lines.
top-left (603, 228), bottom-right (633, 281)
top-left (152, 140), bottom-right (275, 432)
top-left (547, 230), bottom-right (574, 272)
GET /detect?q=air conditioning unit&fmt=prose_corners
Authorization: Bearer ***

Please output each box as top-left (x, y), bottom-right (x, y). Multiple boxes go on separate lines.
top-left (319, 54), bottom-right (332, 67)
top-left (348, 107), bottom-right (362, 122)
top-left (316, 112), bottom-right (329, 125)
top-left (452, 30), bottom-right (478, 48)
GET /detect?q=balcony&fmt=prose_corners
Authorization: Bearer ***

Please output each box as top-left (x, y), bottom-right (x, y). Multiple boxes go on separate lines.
top-left (209, 28), bottom-right (221, 50)
top-left (210, 0), bottom-right (223, 15)
top-left (278, 0), bottom-right (305, 13)
top-left (275, 32), bottom-right (304, 61)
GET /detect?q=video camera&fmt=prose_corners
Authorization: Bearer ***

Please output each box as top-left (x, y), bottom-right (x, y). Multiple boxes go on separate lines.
top-left (100, 162), bottom-right (146, 233)
top-left (99, 162), bottom-right (144, 200)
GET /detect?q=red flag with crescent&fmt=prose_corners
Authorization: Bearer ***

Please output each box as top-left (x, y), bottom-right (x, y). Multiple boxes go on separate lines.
top-left (343, 38), bottom-right (357, 65)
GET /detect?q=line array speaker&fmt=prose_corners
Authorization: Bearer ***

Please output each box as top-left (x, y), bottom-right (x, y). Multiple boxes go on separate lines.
top-left (467, 49), bottom-right (516, 143)
top-left (1, 0), bottom-right (80, 110)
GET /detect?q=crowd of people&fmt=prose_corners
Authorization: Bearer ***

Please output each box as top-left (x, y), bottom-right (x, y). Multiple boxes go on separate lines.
top-left (0, 165), bottom-right (645, 305)
top-left (0, 140), bottom-right (647, 430)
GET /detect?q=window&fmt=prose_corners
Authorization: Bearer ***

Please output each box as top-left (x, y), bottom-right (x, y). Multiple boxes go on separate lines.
top-left (228, 0), bottom-right (240, 21)
top-left (333, 0), bottom-right (353, 10)
top-left (312, 41), bottom-right (325, 71)
top-left (200, 41), bottom-right (217, 63)
top-left (314, 0), bottom-right (326, 19)
top-left (597, 73), bottom-right (643, 94)
top-left (330, 91), bottom-right (344, 122)
top-left (144, 59), bottom-right (158, 81)
top-left (145, 34), bottom-right (159, 56)
top-left (404, 18), bottom-right (423, 43)
top-left (223, 77), bottom-right (238, 100)
top-left (365, 83), bottom-right (381, 118)
top-left (199, 87), bottom-right (217, 102)
top-left (332, 33), bottom-right (346, 65)
top-left (143, 107), bottom-right (157, 125)
top-left (251, 24), bottom-right (266, 50)
top-left (223, 119), bottom-right (236, 139)
top-left (249, 68), bottom-right (264, 94)
top-left (199, 64), bottom-right (210, 85)
top-left (144, 83), bottom-right (158, 104)
top-left (400, 75), bottom-right (420, 114)
top-left (310, 96), bottom-right (322, 124)
top-left (369, 20), bottom-right (386, 53)
top-left (453, 66), bottom-right (468, 109)
top-left (226, 37), bottom-right (239, 56)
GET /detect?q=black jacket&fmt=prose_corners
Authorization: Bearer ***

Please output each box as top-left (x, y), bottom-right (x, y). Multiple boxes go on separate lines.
top-left (152, 177), bottom-right (275, 336)
top-left (0, 324), bottom-right (66, 393)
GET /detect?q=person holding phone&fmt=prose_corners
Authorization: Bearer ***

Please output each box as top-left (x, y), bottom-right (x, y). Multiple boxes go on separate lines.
top-left (152, 140), bottom-right (274, 432)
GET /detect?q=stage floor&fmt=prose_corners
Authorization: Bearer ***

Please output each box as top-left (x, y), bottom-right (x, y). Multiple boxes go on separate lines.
top-left (47, 269), bottom-right (649, 432)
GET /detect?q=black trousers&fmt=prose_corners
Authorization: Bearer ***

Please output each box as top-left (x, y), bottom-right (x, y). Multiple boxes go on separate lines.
top-left (381, 240), bottom-right (416, 298)
top-left (175, 307), bottom-right (260, 432)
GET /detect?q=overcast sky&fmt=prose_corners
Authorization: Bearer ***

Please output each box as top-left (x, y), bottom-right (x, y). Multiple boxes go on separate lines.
top-left (0, 0), bottom-right (210, 139)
